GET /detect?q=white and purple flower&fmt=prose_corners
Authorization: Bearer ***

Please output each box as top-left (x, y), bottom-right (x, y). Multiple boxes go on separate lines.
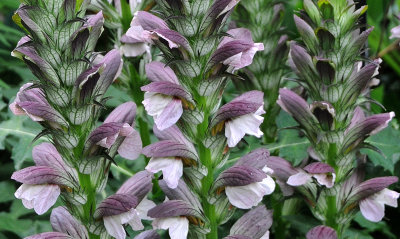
top-left (11, 143), bottom-right (78, 215)
top-left (287, 162), bottom-right (336, 188)
top-left (213, 149), bottom-right (275, 209)
top-left (143, 126), bottom-right (198, 188)
top-left (211, 91), bottom-right (265, 147)
top-left (141, 62), bottom-right (194, 130)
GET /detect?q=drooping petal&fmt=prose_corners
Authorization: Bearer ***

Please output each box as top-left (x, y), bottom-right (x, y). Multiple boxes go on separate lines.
top-left (15, 184), bottom-right (60, 215)
top-left (360, 197), bottom-right (385, 222)
top-left (377, 188), bottom-right (399, 208)
top-left (136, 197), bottom-right (157, 220)
top-left (118, 129), bottom-right (142, 160)
top-left (152, 217), bottom-right (189, 239)
top-left (225, 110), bottom-right (264, 147)
top-left (225, 177), bottom-right (275, 209)
top-left (287, 171), bottom-right (312, 186)
top-left (50, 207), bottom-right (88, 238)
top-left (154, 99), bottom-right (183, 131)
top-left (145, 157), bottom-right (183, 188)
top-left (313, 173), bottom-right (336, 188)
top-left (120, 43), bottom-right (148, 57)
top-left (306, 226), bottom-right (337, 239)
top-left (142, 92), bottom-right (173, 117)
top-left (103, 215), bottom-right (127, 239)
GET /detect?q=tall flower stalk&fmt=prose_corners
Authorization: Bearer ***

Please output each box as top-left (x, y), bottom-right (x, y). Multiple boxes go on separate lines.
top-left (232, 0), bottom-right (289, 143)
top-left (276, 0), bottom-right (399, 237)
top-left (10, 0), bottom-right (144, 238)
top-left (127, 0), bottom-right (276, 238)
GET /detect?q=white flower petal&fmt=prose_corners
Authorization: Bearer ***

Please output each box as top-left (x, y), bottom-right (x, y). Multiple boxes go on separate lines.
top-left (360, 197), bottom-right (385, 222)
top-left (152, 217), bottom-right (189, 239)
top-left (15, 184), bottom-right (60, 215)
top-left (154, 99), bottom-right (183, 131)
top-left (118, 129), bottom-right (142, 160)
top-left (142, 92), bottom-right (173, 118)
top-left (104, 216), bottom-right (126, 239)
top-left (225, 112), bottom-right (264, 147)
top-left (287, 172), bottom-right (312, 186)
top-left (225, 177), bottom-right (275, 209)
top-left (260, 230), bottom-right (270, 239)
top-left (33, 185), bottom-right (60, 215)
top-left (121, 43), bottom-right (148, 57)
top-left (136, 198), bottom-right (157, 220)
top-left (146, 157), bottom-right (183, 188)
top-left (376, 188), bottom-right (400, 208)
top-left (313, 173), bottom-right (336, 188)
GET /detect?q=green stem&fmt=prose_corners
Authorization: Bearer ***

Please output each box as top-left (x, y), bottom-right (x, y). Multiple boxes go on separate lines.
top-left (197, 97), bottom-right (218, 239)
top-left (78, 172), bottom-right (100, 239)
top-left (199, 143), bottom-right (218, 239)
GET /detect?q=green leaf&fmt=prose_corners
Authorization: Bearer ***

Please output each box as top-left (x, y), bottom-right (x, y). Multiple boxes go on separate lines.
top-left (266, 111), bottom-right (310, 166)
top-left (0, 181), bottom-right (15, 203)
top-left (361, 121), bottom-right (400, 174)
top-left (354, 212), bottom-right (397, 239)
top-left (0, 114), bottom-right (47, 169)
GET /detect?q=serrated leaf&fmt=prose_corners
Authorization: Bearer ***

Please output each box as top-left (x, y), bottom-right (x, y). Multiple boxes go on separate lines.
top-left (361, 121), bottom-right (400, 174)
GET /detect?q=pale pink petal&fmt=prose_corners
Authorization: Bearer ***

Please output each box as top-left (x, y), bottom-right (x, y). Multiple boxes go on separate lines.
top-left (376, 189), bottom-right (399, 208)
top-left (121, 43), bottom-right (148, 57)
top-left (152, 217), bottom-right (189, 239)
top-left (33, 184), bottom-right (60, 215)
top-left (118, 129), bottom-right (142, 160)
top-left (225, 177), bottom-right (275, 209)
top-left (313, 173), bottom-right (336, 188)
top-left (104, 216), bottom-right (126, 239)
top-left (154, 99), bottom-right (183, 131)
top-left (136, 198), bottom-right (157, 220)
top-left (146, 157), bottom-right (183, 189)
top-left (142, 92), bottom-right (173, 118)
top-left (260, 230), bottom-right (270, 239)
top-left (225, 112), bottom-right (264, 147)
top-left (287, 171), bottom-right (312, 186)
top-left (360, 197), bottom-right (385, 222)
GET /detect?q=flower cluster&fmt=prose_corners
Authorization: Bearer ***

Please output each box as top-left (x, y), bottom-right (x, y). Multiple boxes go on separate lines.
top-left (232, 0), bottom-right (289, 142)
top-left (274, 0), bottom-right (399, 236)
top-left (117, 0), bottom-right (277, 237)
top-left (9, 0), bottom-right (143, 238)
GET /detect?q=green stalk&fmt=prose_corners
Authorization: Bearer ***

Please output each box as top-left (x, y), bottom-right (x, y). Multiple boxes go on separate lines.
top-left (77, 172), bottom-right (100, 239)
top-left (197, 97), bottom-right (218, 239)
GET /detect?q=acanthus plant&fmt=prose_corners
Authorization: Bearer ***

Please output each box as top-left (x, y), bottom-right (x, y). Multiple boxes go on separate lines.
top-left (123, 0), bottom-right (281, 238)
top-left (232, 0), bottom-right (289, 143)
top-left (8, 0), bottom-right (150, 238)
top-left (275, 0), bottom-right (399, 237)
